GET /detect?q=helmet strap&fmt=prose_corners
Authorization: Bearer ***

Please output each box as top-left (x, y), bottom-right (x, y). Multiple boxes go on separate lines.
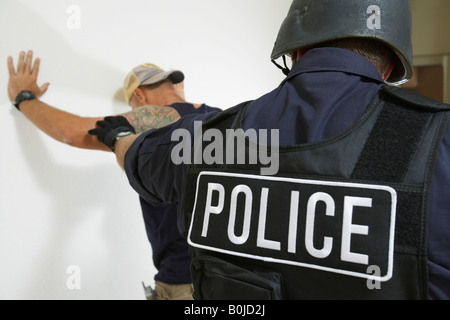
top-left (271, 55), bottom-right (291, 76)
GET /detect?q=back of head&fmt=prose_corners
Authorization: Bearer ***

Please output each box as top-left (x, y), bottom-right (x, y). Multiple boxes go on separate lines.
top-left (271, 0), bottom-right (413, 85)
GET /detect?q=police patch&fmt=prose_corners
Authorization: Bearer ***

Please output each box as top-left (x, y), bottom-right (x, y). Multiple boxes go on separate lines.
top-left (187, 172), bottom-right (397, 282)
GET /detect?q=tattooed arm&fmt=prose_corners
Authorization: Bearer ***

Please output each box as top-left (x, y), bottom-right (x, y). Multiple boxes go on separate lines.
top-left (96, 105), bottom-right (183, 169)
top-left (10, 102), bottom-right (181, 152)
top-left (10, 102), bottom-right (181, 153)
top-left (7, 51), bottom-right (181, 152)
top-left (114, 105), bottom-right (181, 168)
top-left (122, 105), bottom-right (181, 134)
top-left (12, 101), bottom-right (180, 152)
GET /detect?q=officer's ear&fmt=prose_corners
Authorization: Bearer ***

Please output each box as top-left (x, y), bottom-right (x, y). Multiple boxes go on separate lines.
top-left (291, 48), bottom-right (309, 64)
top-left (383, 62), bottom-right (396, 81)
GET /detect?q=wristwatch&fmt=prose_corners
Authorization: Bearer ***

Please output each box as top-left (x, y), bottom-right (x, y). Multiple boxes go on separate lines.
top-left (14, 90), bottom-right (36, 110)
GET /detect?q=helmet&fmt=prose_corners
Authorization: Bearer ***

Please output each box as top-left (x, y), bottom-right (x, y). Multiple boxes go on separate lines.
top-left (271, 0), bottom-right (413, 85)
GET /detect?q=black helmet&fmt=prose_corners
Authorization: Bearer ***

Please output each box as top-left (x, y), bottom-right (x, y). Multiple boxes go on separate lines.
top-left (271, 0), bottom-right (413, 85)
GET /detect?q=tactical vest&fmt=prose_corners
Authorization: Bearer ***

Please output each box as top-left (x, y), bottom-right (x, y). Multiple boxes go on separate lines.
top-left (183, 86), bottom-right (450, 300)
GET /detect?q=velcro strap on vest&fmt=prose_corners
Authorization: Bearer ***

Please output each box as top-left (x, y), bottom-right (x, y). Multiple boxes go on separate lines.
top-left (351, 99), bottom-right (432, 271)
top-left (352, 100), bottom-right (431, 250)
top-left (351, 101), bottom-right (430, 183)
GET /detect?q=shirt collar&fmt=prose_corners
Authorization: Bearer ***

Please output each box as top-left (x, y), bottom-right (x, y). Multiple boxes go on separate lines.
top-left (283, 47), bottom-right (385, 84)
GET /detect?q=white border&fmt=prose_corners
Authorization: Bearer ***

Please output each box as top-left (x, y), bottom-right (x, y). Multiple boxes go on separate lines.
top-left (187, 171), bottom-right (397, 282)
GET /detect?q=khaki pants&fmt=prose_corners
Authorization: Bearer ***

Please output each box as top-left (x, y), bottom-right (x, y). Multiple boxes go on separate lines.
top-left (153, 281), bottom-right (194, 300)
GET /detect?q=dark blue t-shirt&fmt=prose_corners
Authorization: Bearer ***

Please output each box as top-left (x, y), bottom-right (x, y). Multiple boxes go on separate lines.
top-left (125, 48), bottom-right (450, 299)
top-left (140, 103), bottom-right (221, 284)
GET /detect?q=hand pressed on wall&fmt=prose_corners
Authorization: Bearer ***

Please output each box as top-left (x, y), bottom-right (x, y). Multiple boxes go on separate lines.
top-left (7, 50), bottom-right (50, 103)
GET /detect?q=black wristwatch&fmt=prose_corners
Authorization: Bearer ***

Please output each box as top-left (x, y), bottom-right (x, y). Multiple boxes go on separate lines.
top-left (14, 90), bottom-right (36, 111)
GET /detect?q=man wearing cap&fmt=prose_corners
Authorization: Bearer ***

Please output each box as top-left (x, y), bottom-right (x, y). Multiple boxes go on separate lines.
top-left (92, 0), bottom-right (450, 299)
top-left (7, 50), bottom-right (221, 300)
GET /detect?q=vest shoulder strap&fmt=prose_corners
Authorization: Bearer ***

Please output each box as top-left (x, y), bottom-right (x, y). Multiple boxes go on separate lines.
top-left (202, 100), bottom-right (253, 130)
top-left (383, 86), bottom-right (450, 112)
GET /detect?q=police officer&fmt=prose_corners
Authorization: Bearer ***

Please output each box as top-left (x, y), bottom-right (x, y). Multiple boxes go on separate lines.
top-left (92, 0), bottom-right (450, 299)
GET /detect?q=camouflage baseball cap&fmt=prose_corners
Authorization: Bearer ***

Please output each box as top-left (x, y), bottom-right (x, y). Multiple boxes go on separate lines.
top-left (123, 63), bottom-right (185, 104)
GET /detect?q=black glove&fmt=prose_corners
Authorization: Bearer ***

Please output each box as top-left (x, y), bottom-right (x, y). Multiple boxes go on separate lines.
top-left (88, 116), bottom-right (136, 151)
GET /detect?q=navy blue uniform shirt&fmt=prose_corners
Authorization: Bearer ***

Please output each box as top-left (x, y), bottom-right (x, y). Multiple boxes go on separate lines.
top-left (140, 103), bottom-right (221, 284)
top-left (125, 48), bottom-right (450, 299)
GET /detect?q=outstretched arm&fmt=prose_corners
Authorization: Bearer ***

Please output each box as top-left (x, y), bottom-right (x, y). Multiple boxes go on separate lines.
top-left (17, 99), bottom-right (108, 150)
top-left (8, 51), bottom-right (181, 152)
top-left (8, 51), bottom-right (110, 151)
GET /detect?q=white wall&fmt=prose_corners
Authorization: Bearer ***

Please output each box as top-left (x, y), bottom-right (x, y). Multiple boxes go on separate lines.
top-left (0, 0), bottom-right (291, 299)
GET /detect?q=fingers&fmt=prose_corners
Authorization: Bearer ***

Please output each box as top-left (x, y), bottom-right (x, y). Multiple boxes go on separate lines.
top-left (88, 128), bottom-right (100, 136)
top-left (32, 57), bottom-right (40, 78)
top-left (96, 120), bottom-right (109, 128)
top-left (25, 50), bottom-right (33, 74)
top-left (7, 56), bottom-right (15, 76)
top-left (14, 50), bottom-right (37, 75)
top-left (8, 50), bottom-right (47, 101)
top-left (17, 51), bottom-right (26, 73)
top-left (37, 82), bottom-right (50, 98)
top-left (39, 82), bottom-right (50, 95)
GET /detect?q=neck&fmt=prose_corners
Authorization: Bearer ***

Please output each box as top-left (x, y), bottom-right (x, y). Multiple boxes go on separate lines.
top-left (157, 91), bottom-right (186, 106)
top-left (151, 90), bottom-right (202, 109)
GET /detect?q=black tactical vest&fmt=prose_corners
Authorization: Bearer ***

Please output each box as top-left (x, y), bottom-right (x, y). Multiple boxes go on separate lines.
top-left (183, 86), bottom-right (450, 300)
